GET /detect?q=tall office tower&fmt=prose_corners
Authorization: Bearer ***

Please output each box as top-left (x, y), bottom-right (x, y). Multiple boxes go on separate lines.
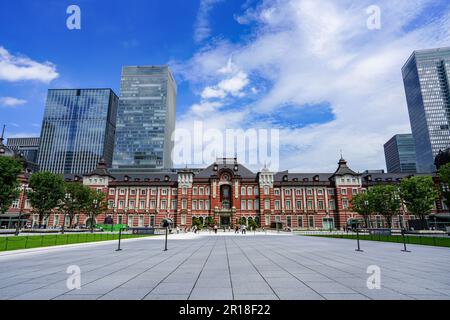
top-left (7, 137), bottom-right (40, 164)
top-left (402, 47), bottom-right (450, 173)
top-left (37, 89), bottom-right (119, 175)
top-left (113, 66), bottom-right (177, 170)
top-left (384, 134), bottom-right (417, 173)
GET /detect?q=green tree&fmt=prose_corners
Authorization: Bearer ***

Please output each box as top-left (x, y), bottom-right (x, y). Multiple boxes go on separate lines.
top-left (400, 176), bottom-right (438, 222)
top-left (370, 185), bottom-right (401, 228)
top-left (192, 217), bottom-right (203, 230)
top-left (247, 218), bottom-right (258, 231)
top-left (351, 192), bottom-right (373, 227)
top-left (205, 216), bottom-right (215, 227)
top-left (28, 172), bottom-right (65, 228)
top-left (85, 189), bottom-right (108, 233)
top-left (0, 157), bottom-right (23, 214)
top-left (61, 183), bottom-right (92, 228)
top-left (438, 163), bottom-right (450, 208)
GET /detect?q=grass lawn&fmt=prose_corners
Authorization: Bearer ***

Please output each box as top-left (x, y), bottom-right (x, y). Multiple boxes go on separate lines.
top-left (0, 233), bottom-right (156, 252)
top-left (304, 233), bottom-right (450, 248)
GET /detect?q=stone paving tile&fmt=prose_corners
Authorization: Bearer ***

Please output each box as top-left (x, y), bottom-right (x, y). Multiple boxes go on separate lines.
top-left (0, 234), bottom-right (449, 300)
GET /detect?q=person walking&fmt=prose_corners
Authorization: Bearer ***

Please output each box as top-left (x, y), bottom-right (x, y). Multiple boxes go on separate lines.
top-left (214, 225), bottom-right (218, 234)
top-left (242, 224), bottom-right (247, 235)
top-left (235, 225), bottom-right (239, 234)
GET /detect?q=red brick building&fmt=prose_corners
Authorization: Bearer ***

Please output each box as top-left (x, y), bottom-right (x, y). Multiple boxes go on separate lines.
top-left (3, 156), bottom-right (448, 230)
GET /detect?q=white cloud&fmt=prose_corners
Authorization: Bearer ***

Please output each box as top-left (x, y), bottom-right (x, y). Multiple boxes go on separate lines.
top-left (201, 71), bottom-right (250, 99)
top-left (0, 97), bottom-right (27, 107)
top-left (178, 0), bottom-right (450, 172)
top-left (194, 0), bottom-right (224, 43)
top-left (0, 46), bottom-right (59, 83)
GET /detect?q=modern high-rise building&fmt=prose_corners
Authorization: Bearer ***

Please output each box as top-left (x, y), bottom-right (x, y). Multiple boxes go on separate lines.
top-left (6, 137), bottom-right (40, 164)
top-left (384, 134), bottom-right (417, 173)
top-left (37, 89), bottom-right (119, 175)
top-left (402, 47), bottom-right (450, 173)
top-left (113, 66), bottom-right (177, 170)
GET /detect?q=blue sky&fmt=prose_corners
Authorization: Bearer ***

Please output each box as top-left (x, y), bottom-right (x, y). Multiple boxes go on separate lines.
top-left (1, 0), bottom-right (450, 171)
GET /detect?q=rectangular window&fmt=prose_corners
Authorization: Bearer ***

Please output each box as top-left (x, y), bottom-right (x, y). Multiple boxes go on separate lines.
top-left (247, 187), bottom-right (253, 196)
top-left (296, 201), bottom-right (302, 210)
top-left (342, 199), bottom-right (349, 209)
top-left (138, 216), bottom-right (144, 227)
top-left (182, 199), bottom-right (187, 210)
top-left (199, 200), bottom-right (204, 210)
top-left (297, 216), bottom-right (304, 228)
top-left (274, 189), bottom-right (280, 196)
top-left (275, 200), bottom-right (280, 210)
top-left (171, 200), bottom-right (177, 210)
top-left (128, 215), bottom-right (134, 227)
top-left (140, 189), bottom-right (146, 196)
top-left (307, 200), bottom-right (313, 210)
top-left (285, 189), bottom-right (291, 196)
top-left (254, 201), bottom-right (259, 210)
top-left (151, 188), bottom-right (157, 195)
top-left (54, 215), bottom-right (59, 226)
top-left (286, 200), bottom-right (291, 210)
top-left (162, 188), bottom-right (167, 195)
top-left (109, 189), bottom-right (115, 196)
top-left (119, 200), bottom-right (124, 209)
top-left (317, 189), bottom-right (323, 195)
top-left (241, 187), bottom-right (246, 195)
top-left (130, 189), bottom-right (136, 196)
top-left (265, 215), bottom-right (270, 226)
top-left (205, 200), bottom-right (210, 210)
top-left (182, 187), bottom-right (187, 195)
top-left (264, 186), bottom-right (269, 195)
top-left (161, 200), bottom-right (167, 210)
top-left (264, 199), bottom-right (270, 210)
top-left (254, 187), bottom-right (259, 195)
top-left (352, 188), bottom-right (358, 195)
top-left (341, 188), bottom-right (347, 195)
top-left (140, 200), bottom-right (145, 209)
top-left (308, 216), bottom-right (315, 228)
top-left (108, 200), bottom-right (114, 209)
top-left (247, 200), bottom-right (253, 210)
top-left (318, 200), bottom-right (324, 210)
top-left (181, 214), bottom-right (186, 225)
top-left (199, 187), bottom-right (204, 195)
top-left (241, 200), bottom-right (246, 210)
top-left (192, 200), bottom-right (197, 210)
top-left (129, 200), bottom-right (135, 209)
top-left (205, 187), bottom-right (210, 195)
top-left (330, 200), bottom-right (336, 210)
top-left (193, 187), bottom-right (198, 195)
top-left (150, 200), bottom-right (156, 209)
top-left (307, 189), bottom-right (313, 195)
top-left (275, 216), bottom-right (281, 222)
top-left (120, 189), bottom-right (125, 195)
top-left (286, 216), bottom-right (292, 227)
top-left (150, 215), bottom-right (155, 227)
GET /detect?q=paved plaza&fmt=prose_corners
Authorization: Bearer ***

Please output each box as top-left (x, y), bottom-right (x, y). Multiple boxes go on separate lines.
top-left (0, 232), bottom-right (449, 300)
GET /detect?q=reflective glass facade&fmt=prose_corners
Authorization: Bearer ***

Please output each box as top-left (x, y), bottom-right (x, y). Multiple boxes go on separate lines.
top-left (7, 137), bottom-right (40, 164)
top-left (403, 47), bottom-right (450, 173)
top-left (37, 89), bottom-right (119, 175)
top-left (113, 66), bottom-right (177, 170)
top-left (384, 134), bottom-right (417, 173)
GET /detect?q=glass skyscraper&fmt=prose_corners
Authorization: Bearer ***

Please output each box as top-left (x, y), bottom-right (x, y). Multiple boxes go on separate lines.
top-left (402, 47), bottom-right (450, 173)
top-left (37, 89), bottom-right (119, 175)
top-left (7, 137), bottom-right (40, 164)
top-left (113, 66), bottom-right (177, 169)
top-left (384, 134), bottom-right (417, 173)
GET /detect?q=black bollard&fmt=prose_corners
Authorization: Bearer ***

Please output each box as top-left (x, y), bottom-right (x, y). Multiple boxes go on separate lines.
top-left (355, 229), bottom-right (363, 252)
top-left (164, 227), bottom-right (168, 251)
top-left (116, 228), bottom-right (123, 251)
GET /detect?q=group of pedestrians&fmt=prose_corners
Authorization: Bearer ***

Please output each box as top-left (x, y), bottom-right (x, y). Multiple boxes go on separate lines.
top-left (235, 224), bottom-right (247, 235)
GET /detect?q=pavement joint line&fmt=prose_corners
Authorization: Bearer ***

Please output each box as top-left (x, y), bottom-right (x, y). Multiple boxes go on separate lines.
top-left (282, 241), bottom-right (447, 299)
top-left (0, 243), bottom-right (141, 291)
top-left (141, 238), bottom-right (213, 300)
top-left (187, 238), bottom-right (219, 300)
top-left (309, 242), bottom-right (450, 293)
top-left (262, 241), bottom-right (373, 300)
top-left (230, 237), bottom-right (280, 300)
top-left (49, 240), bottom-right (193, 300)
top-left (97, 240), bottom-right (198, 300)
top-left (224, 237), bottom-right (235, 300)
top-left (244, 238), bottom-right (328, 300)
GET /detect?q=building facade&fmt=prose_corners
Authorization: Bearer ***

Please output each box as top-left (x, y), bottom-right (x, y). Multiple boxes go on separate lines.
top-left (113, 66), bottom-right (177, 170)
top-left (37, 89), bottom-right (119, 175)
top-left (5, 157), bottom-right (448, 230)
top-left (6, 137), bottom-right (40, 164)
top-left (402, 47), bottom-right (450, 173)
top-left (384, 134), bottom-right (417, 173)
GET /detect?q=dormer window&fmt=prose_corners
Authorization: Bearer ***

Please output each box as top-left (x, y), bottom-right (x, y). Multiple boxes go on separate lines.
top-left (164, 175), bottom-right (170, 182)
top-left (234, 165), bottom-right (238, 171)
top-left (213, 164), bottom-right (218, 171)
top-left (283, 175), bottom-right (288, 182)
top-left (314, 175), bottom-right (319, 182)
